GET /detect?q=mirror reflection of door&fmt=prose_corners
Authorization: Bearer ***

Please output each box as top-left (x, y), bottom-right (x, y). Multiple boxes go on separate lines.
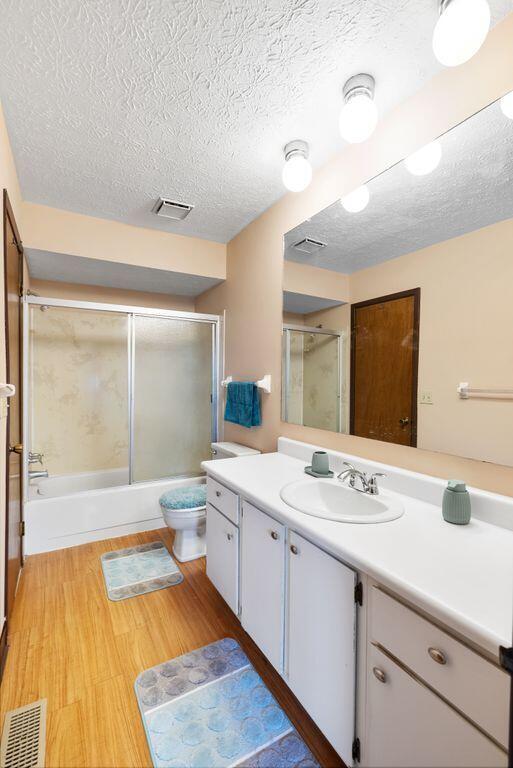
top-left (350, 289), bottom-right (420, 447)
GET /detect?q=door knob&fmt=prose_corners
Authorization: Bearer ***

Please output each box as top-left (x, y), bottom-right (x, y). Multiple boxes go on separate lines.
top-left (399, 417), bottom-right (410, 426)
top-left (9, 443), bottom-right (23, 454)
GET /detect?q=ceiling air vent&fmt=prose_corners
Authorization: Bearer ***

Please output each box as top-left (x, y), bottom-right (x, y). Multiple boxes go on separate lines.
top-left (292, 237), bottom-right (327, 255)
top-left (152, 197), bottom-right (194, 221)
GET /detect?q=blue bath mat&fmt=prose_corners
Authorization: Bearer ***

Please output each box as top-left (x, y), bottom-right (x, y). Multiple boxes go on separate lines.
top-left (134, 638), bottom-right (319, 768)
top-left (101, 541), bottom-right (183, 601)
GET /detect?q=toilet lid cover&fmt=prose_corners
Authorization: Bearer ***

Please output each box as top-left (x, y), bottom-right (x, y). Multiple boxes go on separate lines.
top-left (159, 485), bottom-right (207, 511)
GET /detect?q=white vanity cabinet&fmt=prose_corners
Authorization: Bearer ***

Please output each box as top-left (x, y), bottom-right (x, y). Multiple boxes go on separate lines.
top-left (240, 501), bottom-right (285, 672)
top-left (366, 644), bottom-right (507, 768)
top-left (205, 502), bottom-right (239, 614)
top-left (286, 530), bottom-right (357, 765)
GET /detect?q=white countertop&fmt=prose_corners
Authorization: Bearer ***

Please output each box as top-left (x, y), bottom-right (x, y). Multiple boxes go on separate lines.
top-left (202, 451), bottom-right (513, 659)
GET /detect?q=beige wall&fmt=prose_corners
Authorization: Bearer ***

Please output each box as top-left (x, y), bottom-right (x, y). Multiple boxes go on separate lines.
top-left (0, 101), bottom-right (24, 633)
top-left (22, 202), bottom-right (226, 280)
top-left (284, 260), bottom-right (350, 302)
top-left (219, 14), bottom-right (513, 496)
top-left (29, 278), bottom-right (196, 313)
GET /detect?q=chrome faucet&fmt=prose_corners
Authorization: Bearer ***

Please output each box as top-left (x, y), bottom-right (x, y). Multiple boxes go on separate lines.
top-left (28, 451), bottom-right (44, 465)
top-left (28, 469), bottom-right (49, 480)
top-left (337, 461), bottom-right (386, 495)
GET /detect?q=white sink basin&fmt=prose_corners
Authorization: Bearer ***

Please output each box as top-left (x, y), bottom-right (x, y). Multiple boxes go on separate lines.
top-left (280, 478), bottom-right (404, 524)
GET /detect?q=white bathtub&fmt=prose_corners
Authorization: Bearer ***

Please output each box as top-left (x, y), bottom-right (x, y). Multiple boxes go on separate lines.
top-left (28, 467), bottom-right (129, 499)
top-left (24, 474), bottom-right (206, 555)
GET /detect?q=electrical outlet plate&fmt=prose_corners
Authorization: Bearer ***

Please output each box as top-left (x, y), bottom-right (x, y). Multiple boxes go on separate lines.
top-left (420, 391), bottom-right (433, 405)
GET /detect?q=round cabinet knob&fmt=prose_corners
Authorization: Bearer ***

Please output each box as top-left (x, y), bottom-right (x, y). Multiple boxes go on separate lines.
top-left (215, 490), bottom-right (221, 497)
top-left (428, 647), bottom-right (447, 665)
top-left (373, 667), bottom-right (387, 683)
top-left (226, 533), bottom-right (233, 541)
top-left (270, 531), bottom-right (279, 540)
top-left (290, 544), bottom-right (299, 555)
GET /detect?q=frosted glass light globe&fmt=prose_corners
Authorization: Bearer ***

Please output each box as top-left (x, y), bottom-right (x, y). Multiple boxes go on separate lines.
top-left (341, 185), bottom-right (370, 213)
top-left (500, 91), bottom-right (513, 120)
top-left (433, 0), bottom-right (490, 67)
top-left (405, 141), bottom-right (442, 176)
top-left (339, 92), bottom-right (378, 144)
top-left (282, 153), bottom-right (312, 192)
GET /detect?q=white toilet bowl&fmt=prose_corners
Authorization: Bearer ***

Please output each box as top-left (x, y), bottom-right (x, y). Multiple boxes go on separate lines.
top-left (160, 442), bottom-right (260, 563)
top-left (162, 505), bottom-right (206, 563)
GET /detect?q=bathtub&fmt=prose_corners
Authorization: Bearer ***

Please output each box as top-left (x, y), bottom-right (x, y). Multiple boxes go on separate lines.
top-left (24, 474), bottom-right (206, 555)
top-left (28, 467), bottom-right (130, 499)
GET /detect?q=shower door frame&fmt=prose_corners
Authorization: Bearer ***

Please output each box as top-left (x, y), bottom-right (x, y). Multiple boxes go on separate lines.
top-left (282, 323), bottom-right (344, 432)
top-left (23, 296), bottom-right (222, 502)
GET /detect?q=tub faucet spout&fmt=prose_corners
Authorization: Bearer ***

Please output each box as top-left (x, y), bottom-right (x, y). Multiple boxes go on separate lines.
top-left (28, 470), bottom-right (49, 480)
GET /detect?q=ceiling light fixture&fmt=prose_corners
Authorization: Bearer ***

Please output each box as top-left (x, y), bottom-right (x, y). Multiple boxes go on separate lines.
top-left (432, 0), bottom-right (490, 67)
top-left (282, 140), bottom-right (312, 192)
top-left (339, 74), bottom-right (378, 144)
top-left (405, 141), bottom-right (442, 176)
top-left (341, 185), bottom-right (370, 213)
top-left (500, 91), bottom-right (513, 119)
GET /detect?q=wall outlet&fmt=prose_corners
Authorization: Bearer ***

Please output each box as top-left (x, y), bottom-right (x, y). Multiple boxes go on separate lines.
top-left (420, 391), bottom-right (433, 405)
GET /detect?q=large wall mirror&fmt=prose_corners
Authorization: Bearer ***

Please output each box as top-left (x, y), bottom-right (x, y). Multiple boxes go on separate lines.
top-left (282, 95), bottom-right (513, 467)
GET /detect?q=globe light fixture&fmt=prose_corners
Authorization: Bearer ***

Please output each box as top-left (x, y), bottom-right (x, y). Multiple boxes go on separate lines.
top-left (339, 74), bottom-right (378, 144)
top-left (282, 140), bottom-right (312, 192)
top-left (341, 185), bottom-right (370, 213)
top-left (405, 141), bottom-right (442, 176)
top-left (432, 0), bottom-right (490, 67)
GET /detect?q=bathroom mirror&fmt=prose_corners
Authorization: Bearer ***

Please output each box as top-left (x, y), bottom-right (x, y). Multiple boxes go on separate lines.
top-left (282, 95), bottom-right (513, 467)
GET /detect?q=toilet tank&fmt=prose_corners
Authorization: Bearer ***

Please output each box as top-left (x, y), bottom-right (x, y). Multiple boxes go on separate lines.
top-left (210, 442), bottom-right (261, 460)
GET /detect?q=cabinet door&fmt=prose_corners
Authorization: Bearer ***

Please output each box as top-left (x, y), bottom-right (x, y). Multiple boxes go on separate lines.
top-left (206, 503), bottom-right (239, 614)
top-left (287, 531), bottom-right (357, 765)
top-left (240, 501), bottom-right (285, 672)
top-left (366, 644), bottom-right (507, 768)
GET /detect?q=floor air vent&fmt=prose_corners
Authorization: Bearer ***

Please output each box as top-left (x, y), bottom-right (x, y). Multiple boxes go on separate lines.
top-left (292, 237), bottom-right (327, 255)
top-left (0, 700), bottom-right (46, 768)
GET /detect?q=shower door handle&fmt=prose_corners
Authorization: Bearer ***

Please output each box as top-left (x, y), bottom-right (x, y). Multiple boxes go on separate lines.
top-left (9, 443), bottom-right (23, 455)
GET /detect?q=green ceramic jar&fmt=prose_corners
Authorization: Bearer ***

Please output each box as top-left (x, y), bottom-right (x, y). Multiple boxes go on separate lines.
top-left (442, 480), bottom-right (471, 525)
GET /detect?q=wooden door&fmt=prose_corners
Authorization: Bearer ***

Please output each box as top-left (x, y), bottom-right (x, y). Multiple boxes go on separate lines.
top-left (287, 531), bottom-right (356, 765)
top-left (351, 289), bottom-right (419, 446)
top-left (240, 501), bottom-right (285, 672)
top-left (3, 190), bottom-right (23, 628)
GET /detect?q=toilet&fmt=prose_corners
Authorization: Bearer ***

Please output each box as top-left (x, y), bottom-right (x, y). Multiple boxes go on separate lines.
top-left (159, 442), bottom-right (260, 562)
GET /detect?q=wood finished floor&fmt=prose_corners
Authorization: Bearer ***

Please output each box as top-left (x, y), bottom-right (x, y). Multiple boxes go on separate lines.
top-left (1, 528), bottom-right (344, 768)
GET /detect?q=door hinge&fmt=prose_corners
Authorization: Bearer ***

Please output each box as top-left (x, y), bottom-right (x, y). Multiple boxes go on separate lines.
top-left (354, 581), bottom-right (363, 606)
top-left (352, 737), bottom-right (361, 763)
top-left (19, 520), bottom-right (25, 537)
top-left (499, 645), bottom-right (513, 675)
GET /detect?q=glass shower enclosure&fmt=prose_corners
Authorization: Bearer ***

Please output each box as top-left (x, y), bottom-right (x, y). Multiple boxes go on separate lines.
top-left (24, 297), bottom-right (220, 500)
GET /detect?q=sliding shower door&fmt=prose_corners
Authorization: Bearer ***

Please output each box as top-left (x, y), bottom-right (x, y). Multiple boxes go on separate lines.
top-left (132, 315), bottom-right (215, 482)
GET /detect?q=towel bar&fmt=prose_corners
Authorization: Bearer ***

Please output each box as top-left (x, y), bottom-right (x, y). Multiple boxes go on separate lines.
top-left (221, 375), bottom-right (272, 394)
top-left (457, 382), bottom-right (513, 399)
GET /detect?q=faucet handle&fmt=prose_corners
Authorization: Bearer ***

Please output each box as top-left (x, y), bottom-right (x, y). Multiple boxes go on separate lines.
top-left (368, 472), bottom-right (386, 494)
top-left (342, 461), bottom-right (356, 471)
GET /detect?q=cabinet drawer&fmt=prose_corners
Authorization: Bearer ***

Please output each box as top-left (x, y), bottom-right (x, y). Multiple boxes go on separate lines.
top-left (370, 587), bottom-right (509, 748)
top-left (366, 644), bottom-right (507, 767)
top-left (207, 476), bottom-right (239, 524)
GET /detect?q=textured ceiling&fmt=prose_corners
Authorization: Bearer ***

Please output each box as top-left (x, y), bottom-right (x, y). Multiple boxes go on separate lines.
top-left (284, 97), bottom-right (513, 273)
top-left (1, 1), bottom-right (510, 244)
top-left (25, 249), bottom-right (223, 296)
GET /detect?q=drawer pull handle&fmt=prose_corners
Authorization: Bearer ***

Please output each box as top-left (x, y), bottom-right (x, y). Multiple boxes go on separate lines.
top-left (226, 533), bottom-right (233, 541)
top-left (270, 530), bottom-right (279, 540)
top-left (428, 647), bottom-right (447, 665)
top-left (373, 667), bottom-right (387, 683)
top-left (290, 544), bottom-right (299, 555)
top-left (215, 490), bottom-right (221, 497)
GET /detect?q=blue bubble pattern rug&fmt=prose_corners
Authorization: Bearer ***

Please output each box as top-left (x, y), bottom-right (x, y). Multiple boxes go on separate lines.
top-left (134, 638), bottom-right (320, 768)
top-left (101, 541), bottom-right (183, 601)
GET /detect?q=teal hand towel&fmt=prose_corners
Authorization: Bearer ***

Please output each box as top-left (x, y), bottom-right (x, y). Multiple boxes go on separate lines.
top-left (224, 381), bottom-right (261, 428)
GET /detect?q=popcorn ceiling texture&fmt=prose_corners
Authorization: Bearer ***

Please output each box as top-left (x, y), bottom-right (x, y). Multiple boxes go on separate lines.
top-left (0, 0), bottom-right (510, 243)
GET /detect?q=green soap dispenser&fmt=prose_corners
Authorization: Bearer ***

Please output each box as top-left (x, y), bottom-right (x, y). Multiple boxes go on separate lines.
top-left (442, 480), bottom-right (471, 525)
